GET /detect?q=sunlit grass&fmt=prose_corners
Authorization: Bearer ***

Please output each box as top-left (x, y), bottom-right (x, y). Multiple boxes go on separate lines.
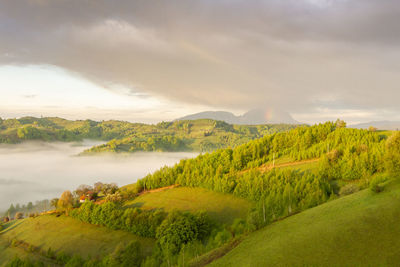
top-left (212, 180), bottom-right (400, 266)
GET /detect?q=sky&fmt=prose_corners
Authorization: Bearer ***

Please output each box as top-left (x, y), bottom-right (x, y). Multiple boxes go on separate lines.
top-left (1, 0), bottom-right (400, 124)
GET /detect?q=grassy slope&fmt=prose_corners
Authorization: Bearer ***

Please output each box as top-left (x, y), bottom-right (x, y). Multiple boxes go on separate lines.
top-left (125, 187), bottom-right (252, 225)
top-left (212, 181), bottom-right (400, 267)
top-left (0, 214), bottom-right (155, 264)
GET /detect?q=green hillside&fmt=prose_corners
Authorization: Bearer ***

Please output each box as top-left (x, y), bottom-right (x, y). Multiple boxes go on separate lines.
top-left (124, 187), bottom-right (252, 224)
top-left (211, 180), bottom-right (400, 266)
top-left (0, 116), bottom-right (297, 153)
top-left (0, 214), bottom-right (155, 265)
top-left (2, 122), bottom-right (399, 266)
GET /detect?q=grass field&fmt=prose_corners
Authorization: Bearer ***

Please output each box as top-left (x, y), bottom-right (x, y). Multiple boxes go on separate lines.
top-left (211, 180), bottom-right (400, 266)
top-left (0, 214), bottom-right (155, 265)
top-left (124, 187), bottom-right (252, 225)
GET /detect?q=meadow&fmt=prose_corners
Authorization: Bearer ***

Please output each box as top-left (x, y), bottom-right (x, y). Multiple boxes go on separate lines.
top-left (124, 187), bottom-right (252, 225)
top-left (212, 180), bottom-right (400, 266)
top-left (0, 214), bottom-right (155, 264)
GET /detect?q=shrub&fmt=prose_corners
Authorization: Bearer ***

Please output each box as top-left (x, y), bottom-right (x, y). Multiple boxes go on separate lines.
top-left (105, 192), bottom-right (123, 203)
top-left (230, 218), bottom-right (246, 237)
top-left (339, 184), bottom-right (359, 196)
top-left (213, 229), bottom-right (232, 247)
top-left (11, 239), bottom-right (18, 247)
top-left (369, 174), bottom-right (389, 193)
top-left (65, 255), bottom-right (85, 267)
top-left (15, 212), bottom-right (23, 219)
top-left (56, 251), bottom-right (71, 264)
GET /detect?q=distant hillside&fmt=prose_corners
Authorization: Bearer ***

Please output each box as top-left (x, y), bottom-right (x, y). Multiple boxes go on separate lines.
top-left (176, 108), bottom-right (299, 125)
top-left (350, 120), bottom-right (400, 130)
top-left (0, 117), bottom-right (297, 154)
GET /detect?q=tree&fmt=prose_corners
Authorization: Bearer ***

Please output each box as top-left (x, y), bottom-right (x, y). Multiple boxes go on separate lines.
top-left (27, 202), bottom-right (33, 210)
top-left (74, 184), bottom-right (93, 197)
top-left (102, 183), bottom-right (119, 195)
top-left (120, 241), bottom-right (142, 267)
top-left (58, 191), bottom-right (74, 215)
top-left (156, 211), bottom-right (200, 255)
top-left (94, 182), bottom-right (104, 193)
top-left (51, 198), bottom-right (59, 209)
top-left (335, 119), bottom-right (346, 128)
top-left (283, 183), bottom-right (292, 215)
top-left (385, 131), bottom-right (400, 177)
top-left (7, 204), bottom-right (16, 215)
top-left (368, 126), bottom-right (377, 132)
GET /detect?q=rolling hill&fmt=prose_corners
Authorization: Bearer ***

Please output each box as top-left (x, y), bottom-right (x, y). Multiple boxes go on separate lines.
top-left (0, 214), bottom-right (155, 265)
top-left (211, 180), bottom-right (400, 266)
top-left (176, 108), bottom-right (299, 125)
top-left (350, 120), bottom-right (400, 130)
top-left (124, 187), bottom-right (252, 225)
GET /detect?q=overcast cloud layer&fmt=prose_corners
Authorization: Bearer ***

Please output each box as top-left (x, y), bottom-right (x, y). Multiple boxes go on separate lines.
top-left (1, 0), bottom-right (400, 121)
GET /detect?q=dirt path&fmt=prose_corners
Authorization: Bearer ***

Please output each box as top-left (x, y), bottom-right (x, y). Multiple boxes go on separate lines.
top-left (241, 158), bottom-right (319, 174)
top-left (139, 184), bottom-right (179, 196)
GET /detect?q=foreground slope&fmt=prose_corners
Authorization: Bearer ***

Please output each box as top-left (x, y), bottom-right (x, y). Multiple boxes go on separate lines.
top-left (0, 214), bottom-right (155, 264)
top-left (212, 181), bottom-right (400, 266)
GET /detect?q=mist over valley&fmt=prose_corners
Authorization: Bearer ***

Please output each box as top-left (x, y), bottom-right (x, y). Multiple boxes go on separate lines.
top-left (0, 141), bottom-right (196, 211)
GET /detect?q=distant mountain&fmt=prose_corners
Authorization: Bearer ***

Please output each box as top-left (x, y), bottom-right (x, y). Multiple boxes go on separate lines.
top-left (350, 121), bottom-right (400, 130)
top-left (177, 108), bottom-right (299, 125)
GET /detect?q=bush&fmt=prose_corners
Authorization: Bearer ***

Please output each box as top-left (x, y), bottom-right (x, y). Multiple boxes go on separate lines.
top-left (213, 229), bottom-right (232, 247)
top-left (65, 255), bottom-right (85, 267)
top-left (369, 174), bottom-right (389, 193)
top-left (230, 218), bottom-right (246, 237)
top-left (339, 184), bottom-right (359, 196)
top-left (15, 212), bottom-right (23, 219)
top-left (156, 211), bottom-right (212, 255)
top-left (56, 251), bottom-right (71, 264)
top-left (11, 239), bottom-right (18, 247)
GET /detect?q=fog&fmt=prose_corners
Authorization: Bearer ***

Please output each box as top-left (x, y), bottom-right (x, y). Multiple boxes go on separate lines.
top-left (0, 141), bottom-right (197, 212)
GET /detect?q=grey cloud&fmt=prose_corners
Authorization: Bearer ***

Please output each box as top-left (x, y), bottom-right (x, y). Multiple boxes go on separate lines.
top-left (1, 0), bottom-right (400, 116)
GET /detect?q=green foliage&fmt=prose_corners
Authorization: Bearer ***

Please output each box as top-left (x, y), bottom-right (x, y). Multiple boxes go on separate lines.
top-left (137, 123), bottom-right (390, 201)
top-left (70, 201), bottom-right (166, 237)
top-left (369, 174), bottom-right (389, 193)
top-left (0, 117), bottom-right (297, 154)
top-left (339, 184), bottom-right (359, 196)
top-left (156, 211), bottom-right (213, 255)
top-left (385, 131), bottom-right (400, 177)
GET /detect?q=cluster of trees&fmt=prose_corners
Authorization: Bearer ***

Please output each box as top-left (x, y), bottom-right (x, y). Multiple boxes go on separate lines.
top-left (70, 201), bottom-right (166, 237)
top-left (385, 131), bottom-right (400, 176)
top-left (317, 128), bottom-right (386, 182)
top-left (137, 121), bottom-right (391, 193)
top-left (84, 136), bottom-right (188, 154)
top-left (3, 199), bottom-right (51, 219)
top-left (53, 182), bottom-right (120, 214)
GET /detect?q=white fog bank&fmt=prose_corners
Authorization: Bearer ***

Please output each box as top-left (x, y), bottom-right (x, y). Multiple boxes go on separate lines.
top-left (0, 141), bottom-right (197, 211)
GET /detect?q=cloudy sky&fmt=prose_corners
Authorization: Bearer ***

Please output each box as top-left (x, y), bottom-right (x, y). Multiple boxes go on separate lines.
top-left (1, 0), bottom-right (400, 124)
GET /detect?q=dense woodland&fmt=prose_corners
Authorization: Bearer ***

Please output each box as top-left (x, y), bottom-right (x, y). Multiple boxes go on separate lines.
top-left (137, 121), bottom-right (397, 228)
top-left (0, 116), bottom-right (297, 153)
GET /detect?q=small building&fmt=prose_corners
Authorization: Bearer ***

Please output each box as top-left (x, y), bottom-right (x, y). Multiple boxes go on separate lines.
top-left (79, 191), bottom-right (97, 203)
